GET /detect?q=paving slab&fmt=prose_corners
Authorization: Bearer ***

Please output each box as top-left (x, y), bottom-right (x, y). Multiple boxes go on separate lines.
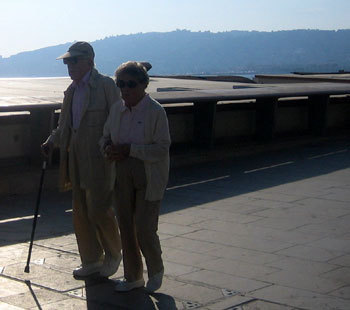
top-left (204, 295), bottom-right (255, 310)
top-left (329, 286), bottom-right (350, 300)
top-left (265, 256), bottom-right (338, 276)
top-left (1, 285), bottom-right (67, 309)
top-left (178, 269), bottom-right (270, 293)
top-left (205, 245), bottom-right (282, 266)
top-left (249, 285), bottom-right (350, 310)
top-left (274, 244), bottom-right (346, 262)
top-left (239, 299), bottom-right (296, 310)
top-left (254, 269), bottom-right (345, 294)
top-left (0, 137), bottom-right (349, 309)
top-left (328, 254), bottom-right (350, 267)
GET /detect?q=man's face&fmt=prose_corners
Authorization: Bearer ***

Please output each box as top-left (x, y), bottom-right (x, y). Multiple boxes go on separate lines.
top-left (63, 56), bottom-right (92, 82)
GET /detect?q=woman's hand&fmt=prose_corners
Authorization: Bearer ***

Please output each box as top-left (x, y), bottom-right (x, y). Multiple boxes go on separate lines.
top-left (104, 143), bottom-right (130, 162)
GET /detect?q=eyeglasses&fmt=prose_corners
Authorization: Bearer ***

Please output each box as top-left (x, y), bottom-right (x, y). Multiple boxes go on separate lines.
top-left (63, 57), bottom-right (79, 65)
top-left (116, 80), bottom-right (139, 89)
top-left (63, 56), bottom-right (88, 65)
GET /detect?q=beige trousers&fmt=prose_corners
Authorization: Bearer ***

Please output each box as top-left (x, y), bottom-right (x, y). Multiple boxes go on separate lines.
top-left (72, 187), bottom-right (121, 264)
top-left (115, 158), bottom-right (163, 282)
top-left (69, 132), bottom-right (121, 265)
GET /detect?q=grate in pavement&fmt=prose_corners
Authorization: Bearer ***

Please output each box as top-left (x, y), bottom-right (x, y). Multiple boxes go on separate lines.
top-left (222, 288), bottom-right (240, 297)
top-left (67, 288), bottom-right (86, 299)
top-left (183, 300), bottom-right (201, 309)
top-left (33, 258), bottom-right (45, 265)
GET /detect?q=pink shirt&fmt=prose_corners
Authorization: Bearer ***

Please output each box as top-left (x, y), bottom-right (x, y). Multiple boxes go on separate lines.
top-left (118, 94), bottom-right (148, 144)
top-left (71, 70), bottom-right (91, 129)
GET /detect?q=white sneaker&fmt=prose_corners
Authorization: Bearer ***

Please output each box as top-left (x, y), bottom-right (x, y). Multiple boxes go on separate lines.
top-left (100, 255), bottom-right (122, 278)
top-left (146, 269), bottom-right (164, 292)
top-left (73, 261), bottom-right (103, 277)
top-left (114, 278), bottom-right (145, 292)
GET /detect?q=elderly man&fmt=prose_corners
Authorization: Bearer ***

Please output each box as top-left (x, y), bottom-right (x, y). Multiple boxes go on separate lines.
top-left (41, 41), bottom-right (122, 278)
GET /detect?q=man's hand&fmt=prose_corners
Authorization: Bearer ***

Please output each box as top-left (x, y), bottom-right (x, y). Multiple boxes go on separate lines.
top-left (104, 143), bottom-right (130, 162)
top-left (41, 141), bottom-right (54, 158)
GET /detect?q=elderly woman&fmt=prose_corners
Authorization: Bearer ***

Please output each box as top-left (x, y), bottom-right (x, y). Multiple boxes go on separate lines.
top-left (100, 61), bottom-right (171, 292)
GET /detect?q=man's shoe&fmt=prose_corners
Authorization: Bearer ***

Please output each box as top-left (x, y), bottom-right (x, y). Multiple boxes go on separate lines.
top-left (100, 255), bottom-right (122, 278)
top-left (146, 269), bottom-right (164, 292)
top-left (114, 278), bottom-right (145, 292)
top-left (73, 261), bottom-right (103, 277)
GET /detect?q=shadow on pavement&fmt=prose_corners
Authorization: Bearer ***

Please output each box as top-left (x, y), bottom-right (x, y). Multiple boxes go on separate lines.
top-left (25, 280), bottom-right (43, 310)
top-left (0, 139), bottom-right (349, 246)
top-left (83, 278), bottom-right (176, 310)
top-left (162, 139), bottom-right (350, 213)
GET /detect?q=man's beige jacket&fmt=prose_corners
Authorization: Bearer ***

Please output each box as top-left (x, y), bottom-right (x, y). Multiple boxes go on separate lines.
top-left (48, 68), bottom-right (120, 191)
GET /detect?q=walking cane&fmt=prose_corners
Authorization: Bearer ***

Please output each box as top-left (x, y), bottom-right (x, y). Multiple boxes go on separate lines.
top-left (24, 160), bottom-right (47, 273)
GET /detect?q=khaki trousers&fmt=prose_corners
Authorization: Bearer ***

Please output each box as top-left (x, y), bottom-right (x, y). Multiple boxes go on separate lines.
top-left (69, 132), bottom-right (121, 265)
top-left (115, 158), bottom-right (163, 282)
top-left (72, 187), bottom-right (121, 264)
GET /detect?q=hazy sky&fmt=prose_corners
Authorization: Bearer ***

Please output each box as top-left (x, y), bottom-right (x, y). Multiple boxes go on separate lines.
top-left (1, 0), bottom-right (349, 57)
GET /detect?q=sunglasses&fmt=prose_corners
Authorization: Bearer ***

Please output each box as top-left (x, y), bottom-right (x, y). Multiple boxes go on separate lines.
top-left (63, 56), bottom-right (89, 65)
top-left (116, 80), bottom-right (139, 89)
top-left (63, 57), bottom-right (79, 65)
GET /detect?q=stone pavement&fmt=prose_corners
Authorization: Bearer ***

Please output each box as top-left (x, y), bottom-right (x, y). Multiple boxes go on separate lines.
top-left (0, 137), bottom-right (349, 309)
top-left (0, 76), bottom-right (241, 106)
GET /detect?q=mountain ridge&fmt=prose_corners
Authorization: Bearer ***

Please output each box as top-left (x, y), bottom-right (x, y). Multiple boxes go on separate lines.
top-left (0, 29), bottom-right (349, 77)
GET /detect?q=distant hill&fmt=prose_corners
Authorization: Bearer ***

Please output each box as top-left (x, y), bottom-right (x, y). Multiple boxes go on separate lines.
top-left (0, 29), bottom-right (350, 77)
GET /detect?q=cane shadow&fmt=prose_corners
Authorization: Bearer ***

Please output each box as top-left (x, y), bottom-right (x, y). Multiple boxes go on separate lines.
top-left (84, 278), bottom-right (177, 310)
top-left (24, 280), bottom-right (43, 310)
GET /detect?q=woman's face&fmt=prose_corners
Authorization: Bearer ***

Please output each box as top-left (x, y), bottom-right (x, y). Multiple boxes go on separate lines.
top-left (116, 73), bottom-right (146, 106)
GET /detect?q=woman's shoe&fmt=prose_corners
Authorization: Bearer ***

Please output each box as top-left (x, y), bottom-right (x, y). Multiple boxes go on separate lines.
top-left (114, 278), bottom-right (145, 292)
top-left (73, 261), bottom-right (103, 277)
top-left (146, 269), bottom-right (164, 292)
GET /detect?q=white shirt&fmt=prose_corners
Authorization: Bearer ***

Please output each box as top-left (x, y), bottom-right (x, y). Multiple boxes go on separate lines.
top-left (100, 94), bottom-right (171, 201)
top-left (118, 94), bottom-right (148, 144)
top-left (71, 70), bottom-right (91, 130)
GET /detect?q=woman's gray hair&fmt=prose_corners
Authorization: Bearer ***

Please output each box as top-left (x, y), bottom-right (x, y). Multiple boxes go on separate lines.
top-left (115, 61), bottom-right (149, 87)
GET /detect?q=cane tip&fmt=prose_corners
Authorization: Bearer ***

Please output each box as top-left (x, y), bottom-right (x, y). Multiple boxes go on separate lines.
top-left (24, 266), bottom-right (30, 273)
